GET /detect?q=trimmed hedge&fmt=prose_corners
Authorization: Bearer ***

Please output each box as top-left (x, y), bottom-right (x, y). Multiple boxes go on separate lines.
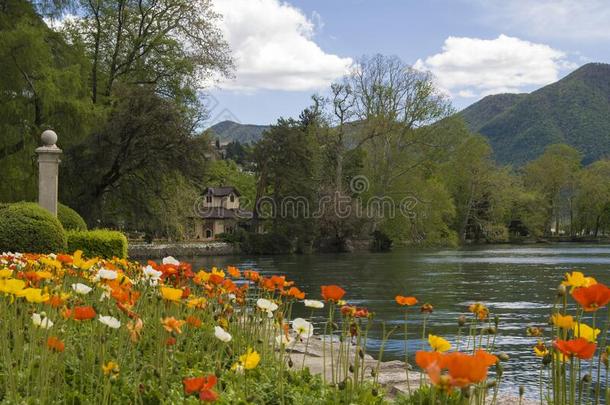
top-left (0, 202), bottom-right (67, 253)
top-left (57, 204), bottom-right (88, 231)
top-left (67, 230), bottom-right (128, 259)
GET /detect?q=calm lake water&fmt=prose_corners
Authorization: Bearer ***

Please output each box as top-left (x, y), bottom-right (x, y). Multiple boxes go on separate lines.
top-left (181, 244), bottom-right (610, 396)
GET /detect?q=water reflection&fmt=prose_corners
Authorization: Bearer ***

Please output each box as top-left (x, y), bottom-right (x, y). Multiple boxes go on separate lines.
top-left (183, 243), bottom-right (610, 397)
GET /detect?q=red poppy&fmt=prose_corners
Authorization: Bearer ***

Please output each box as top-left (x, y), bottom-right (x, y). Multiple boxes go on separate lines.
top-left (71, 306), bottom-right (97, 321)
top-left (554, 338), bottom-right (597, 360)
top-left (183, 374), bottom-right (218, 401)
top-left (321, 285), bottom-right (346, 302)
top-left (166, 337), bottom-right (177, 346)
top-left (46, 336), bottom-right (65, 352)
top-left (395, 295), bottom-right (418, 306)
top-left (572, 283), bottom-right (610, 312)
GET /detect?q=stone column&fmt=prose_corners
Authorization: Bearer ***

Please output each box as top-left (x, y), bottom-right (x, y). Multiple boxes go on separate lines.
top-left (36, 130), bottom-right (62, 216)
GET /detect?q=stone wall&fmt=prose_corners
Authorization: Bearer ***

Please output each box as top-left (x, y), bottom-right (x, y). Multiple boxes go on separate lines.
top-left (128, 241), bottom-right (238, 259)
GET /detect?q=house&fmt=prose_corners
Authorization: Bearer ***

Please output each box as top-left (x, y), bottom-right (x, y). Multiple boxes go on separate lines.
top-left (190, 186), bottom-right (254, 240)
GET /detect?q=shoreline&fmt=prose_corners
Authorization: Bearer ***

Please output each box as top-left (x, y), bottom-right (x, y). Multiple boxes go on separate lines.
top-left (128, 239), bottom-right (610, 259)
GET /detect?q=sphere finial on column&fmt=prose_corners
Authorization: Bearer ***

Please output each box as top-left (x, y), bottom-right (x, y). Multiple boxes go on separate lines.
top-left (41, 129), bottom-right (58, 147)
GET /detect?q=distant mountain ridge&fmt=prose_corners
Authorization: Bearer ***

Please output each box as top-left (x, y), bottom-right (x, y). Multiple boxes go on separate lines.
top-left (208, 120), bottom-right (270, 144)
top-left (459, 63), bottom-right (610, 165)
top-left (209, 63), bottom-right (610, 166)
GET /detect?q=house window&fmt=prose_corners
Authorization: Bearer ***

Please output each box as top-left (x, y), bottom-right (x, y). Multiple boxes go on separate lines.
top-left (229, 194), bottom-right (235, 202)
top-left (206, 195), bottom-right (212, 203)
top-left (205, 229), bottom-right (212, 238)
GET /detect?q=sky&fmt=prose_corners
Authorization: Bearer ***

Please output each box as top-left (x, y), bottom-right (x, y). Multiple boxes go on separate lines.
top-left (205, 0), bottom-right (610, 126)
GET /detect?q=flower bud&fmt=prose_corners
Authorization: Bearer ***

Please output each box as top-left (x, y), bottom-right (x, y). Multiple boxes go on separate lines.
top-left (458, 315), bottom-right (466, 327)
top-left (349, 364), bottom-right (355, 374)
top-left (542, 353), bottom-right (552, 366)
top-left (557, 284), bottom-right (567, 297)
top-left (498, 352), bottom-right (510, 362)
top-left (582, 374), bottom-right (592, 384)
top-left (519, 386), bottom-right (525, 397)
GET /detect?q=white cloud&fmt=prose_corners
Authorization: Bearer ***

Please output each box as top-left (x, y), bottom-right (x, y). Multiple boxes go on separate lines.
top-left (415, 35), bottom-right (577, 99)
top-left (213, 0), bottom-right (352, 92)
top-left (476, 0), bottom-right (610, 40)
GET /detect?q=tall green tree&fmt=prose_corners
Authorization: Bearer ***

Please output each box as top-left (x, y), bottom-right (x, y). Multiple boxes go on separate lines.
top-left (0, 0), bottom-right (95, 201)
top-left (523, 144), bottom-right (582, 236)
top-left (575, 160), bottom-right (610, 236)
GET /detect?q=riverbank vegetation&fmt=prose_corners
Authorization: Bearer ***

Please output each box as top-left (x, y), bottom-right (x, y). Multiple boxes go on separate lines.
top-left (1, 251), bottom-right (608, 404)
top-left (1, 1), bottom-right (609, 251)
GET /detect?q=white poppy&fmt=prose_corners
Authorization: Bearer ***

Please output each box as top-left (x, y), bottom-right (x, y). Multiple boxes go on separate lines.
top-left (303, 299), bottom-right (324, 309)
top-left (256, 298), bottom-right (279, 318)
top-left (96, 268), bottom-right (118, 281)
top-left (71, 283), bottom-right (93, 295)
top-left (162, 256), bottom-right (180, 266)
top-left (142, 265), bottom-right (163, 286)
top-left (98, 315), bottom-right (121, 329)
top-left (32, 312), bottom-right (53, 329)
top-left (214, 326), bottom-right (232, 342)
top-left (292, 318), bottom-right (314, 338)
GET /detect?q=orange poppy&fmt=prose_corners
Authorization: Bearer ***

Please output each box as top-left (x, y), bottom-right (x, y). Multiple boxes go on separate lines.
top-left (70, 306), bottom-right (96, 321)
top-left (553, 338), bottom-right (597, 360)
top-left (227, 266), bottom-right (241, 278)
top-left (243, 270), bottom-right (260, 283)
top-left (47, 295), bottom-right (65, 308)
top-left (415, 350), bottom-right (497, 390)
top-left (321, 285), bottom-right (346, 302)
top-left (165, 337), bottom-right (177, 346)
top-left (186, 315), bottom-right (202, 328)
top-left (46, 336), bottom-right (65, 352)
top-left (571, 283), bottom-right (610, 312)
top-left (161, 317), bottom-right (186, 334)
top-left (287, 286), bottom-right (305, 300)
top-left (395, 295), bottom-right (418, 306)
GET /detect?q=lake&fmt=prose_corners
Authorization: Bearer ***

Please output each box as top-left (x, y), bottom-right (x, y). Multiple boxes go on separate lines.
top-left (181, 243), bottom-right (610, 397)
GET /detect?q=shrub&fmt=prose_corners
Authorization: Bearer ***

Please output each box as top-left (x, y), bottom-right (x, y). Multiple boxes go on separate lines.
top-left (0, 202), bottom-right (66, 253)
top-left (67, 229), bottom-right (128, 259)
top-left (57, 203), bottom-right (88, 231)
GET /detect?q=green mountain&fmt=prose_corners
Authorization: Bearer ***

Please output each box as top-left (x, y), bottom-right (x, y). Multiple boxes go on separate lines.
top-left (208, 120), bottom-right (270, 144)
top-left (459, 63), bottom-right (610, 165)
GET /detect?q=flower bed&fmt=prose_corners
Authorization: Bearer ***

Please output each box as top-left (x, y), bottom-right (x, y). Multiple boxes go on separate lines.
top-left (0, 252), bottom-right (608, 404)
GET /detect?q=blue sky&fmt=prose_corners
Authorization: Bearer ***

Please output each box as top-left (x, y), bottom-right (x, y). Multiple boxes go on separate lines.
top-left (207, 0), bottom-right (610, 126)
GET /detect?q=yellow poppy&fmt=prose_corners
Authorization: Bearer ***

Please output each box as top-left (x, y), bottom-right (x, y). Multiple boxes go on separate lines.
top-left (160, 286), bottom-right (183, 302)
top-left (102, 361), bottom-right (120, 377)
top-left (0, 269), bottom-right (13, 279)
top-left (534, 341), bottom-right (548, 357)
top-left (237, 348), bottom-right (260, 370)
top-left (15, 288), bottom-right (50, 303)
top-left (573, 322), bottom-right (600, 342)
top-left (551, 313), bottom-right (574, 329)
top-left (0, 278), bottom-right (26, 294)
top-left (561, 271), bottom-right (597, 292)
top-left (428, 334), bottom-right (451, 352)
top-left (73, 250), bottom-right (97, 271)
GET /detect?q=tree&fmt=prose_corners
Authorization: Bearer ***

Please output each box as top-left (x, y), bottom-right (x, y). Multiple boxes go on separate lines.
top-left (253, 115), bottom-right (321, 252)
top-left (443, 134), bottom-right (515, 243)
top-left (62, 85), bottom-right (210, 230)
top-left (62, 0), bottom-right (232, 103)
top-left (0, 0), bottom-right (95, 201)
top-left (523, 144), bottom-right (582, 236)
top-left (575, 160), bottom-right (610, 236)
